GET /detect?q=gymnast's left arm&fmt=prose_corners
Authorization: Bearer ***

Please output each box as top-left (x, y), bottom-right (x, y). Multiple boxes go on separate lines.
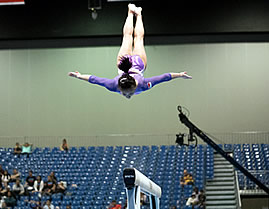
top-left (144, 72), bottom-right (192, 88)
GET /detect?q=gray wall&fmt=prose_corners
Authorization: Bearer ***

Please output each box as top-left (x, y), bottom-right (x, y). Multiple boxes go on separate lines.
top-left (0, 43), bottom-right (269, 146)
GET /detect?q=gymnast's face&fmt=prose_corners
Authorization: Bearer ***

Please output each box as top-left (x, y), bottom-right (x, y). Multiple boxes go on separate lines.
top-left (121, 88), bottom-right (135, 99)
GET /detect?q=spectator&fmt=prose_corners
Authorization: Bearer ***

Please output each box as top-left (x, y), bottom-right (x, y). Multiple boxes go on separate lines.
top-left (1, 170), bottom-right (11, 184)
top-left (4, 191), bottom-right (17, 208)
top-left (0, 164), bottom-right (4, 176)
top-left (44, 175), bottom-right (56, 195)
top-left (108, 200), bottom-right (121, 209)
top-left (10, 169), bottom-right (21, 182)
top-left (56, 181), bottom-right (66, 194)
top-left (43, 199), bottom-right (55, 209)
top-left (170, 206), bottom-right (176, 209)
top-left (140, 192), bottom-right (148, 206)
top-left (49, 171), bottom-right (57, 184)
top-left (24, 170), bottom-right (36, 195)
top-left (180, 169), bottom-right (194, 186)
top-left (0, 182), bottom-right (10, 196)
top-left (197, 189), bottom-right (206, 208)
top-left (27, 200), bottom-right (42, 209)
top-left (13, 142), bottom-right (22, 155)
top-left (60, 139), bottom-right (69, 152)
top-left (0, 181), bottom-right (3, 192)
top-left (21, 142), bottom-right (33, 157)
top-left (192, 187), bottom-right (199, 203)
top-left (0, 202), bottom-right (7, 209)
top-left (186, 194), bottom-right (197, 206)
top-left (123, 200), bottom-right (127, 209)
top-left (12, 179), bottom-right (24, 197)
top-left (66, 205), bottom-right (71, 209)
top-left (33, 175), bottom-right (44, 195)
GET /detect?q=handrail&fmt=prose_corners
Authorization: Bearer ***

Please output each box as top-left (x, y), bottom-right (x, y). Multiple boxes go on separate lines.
top-left (235, 170), bottom-right (242, 209)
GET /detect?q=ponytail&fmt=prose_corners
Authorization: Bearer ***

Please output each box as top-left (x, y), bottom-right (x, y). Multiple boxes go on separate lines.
top-left (118, 56), bottom-right (136, 90)
top-left (118, 56), bottom-right (132, 74)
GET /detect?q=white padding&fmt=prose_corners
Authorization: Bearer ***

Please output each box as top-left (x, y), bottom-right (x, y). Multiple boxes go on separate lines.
top-left (133, 168), bottom-right (162, 198)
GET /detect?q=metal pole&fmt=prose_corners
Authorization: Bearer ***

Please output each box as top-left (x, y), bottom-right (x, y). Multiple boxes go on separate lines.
top-left (177, 106), bottom-right (269, 195)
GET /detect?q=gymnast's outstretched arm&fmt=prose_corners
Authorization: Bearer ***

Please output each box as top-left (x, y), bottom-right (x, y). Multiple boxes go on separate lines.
top-left (68, 71), bottom-right (119, 92)
top-left (68, 71), bottom-right (90, 81)
top-left (144, 72), bottom-right (192, 88)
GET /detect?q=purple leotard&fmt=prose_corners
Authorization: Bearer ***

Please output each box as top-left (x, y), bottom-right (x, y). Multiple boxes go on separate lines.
top-left (88, 55), bottom-right (172, 95)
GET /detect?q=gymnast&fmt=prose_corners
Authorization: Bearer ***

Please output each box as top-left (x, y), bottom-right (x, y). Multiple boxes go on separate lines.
top-left (69, 4), bottom-right (192, 99)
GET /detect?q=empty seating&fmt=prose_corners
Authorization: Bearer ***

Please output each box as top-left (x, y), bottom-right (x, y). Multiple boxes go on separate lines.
top-left (3, 143), bottom-right (268, 208)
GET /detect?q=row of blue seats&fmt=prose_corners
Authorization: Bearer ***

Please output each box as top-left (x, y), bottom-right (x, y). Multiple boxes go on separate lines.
top-left (0, 144), bottom-right (213, 209)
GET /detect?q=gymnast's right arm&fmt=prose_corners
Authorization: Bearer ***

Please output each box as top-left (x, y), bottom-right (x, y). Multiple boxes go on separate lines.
top-left (68, 71), bottom-right (119, 92)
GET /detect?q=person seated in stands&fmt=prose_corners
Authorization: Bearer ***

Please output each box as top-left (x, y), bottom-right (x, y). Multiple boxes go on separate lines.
top-left (66, 205), bottom-right (72, 209)
top-left (33, 175), bottom-right (44, 196)
top-left (123, 200), bottom-right (127, 209)
top-left (56, 181), bottom-right (66, 194)
top-left (24, 170), bottom-right (36, 195)
top-left (108, 200), bottom-right (122, 209)
top-left (12, 179), bottom-right (25, 198)
top-left (170, 206), bottom-right (176, 209)
top-left (0, 164), bottom-right (4, 176)
top-left (60, 139), bottom-right (69, 152)
top-left (22, 142), bottom-right (33, 157)
top-left (0, 182), bottom-right (11, 196)
top-left (14, 142), bottom-right (22, 155)
top-left (27, 200), bottom-right (42, 209)
top-left (49, 171), bottom-right (57, 184)
top-left (43, 175), bottom-right (56, 195)
top-left (197, 189), bottom-right (206, 208)
top-left (180, 169), bottom-right (194, 186)
top-left (0, 202), bottom-right (7, 209)
top-left (4, 191), bottom-right (17, 208)
top-left (186, 193), bottom-right (198, 206)
top-left (43, 199), bottom-right (55, 209)
top-left (140, 192), bottom-right (148, 206)
top-left (1, 170), bottom-right (11, 184)
top-left (10, 169), bottom-right (21, 182)
top-left (192, 187), bottom-right (199, 202)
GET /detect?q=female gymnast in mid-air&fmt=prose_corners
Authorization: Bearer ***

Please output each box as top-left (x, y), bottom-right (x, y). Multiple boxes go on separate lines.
top-left (69, 4), bottom-right (192, 99)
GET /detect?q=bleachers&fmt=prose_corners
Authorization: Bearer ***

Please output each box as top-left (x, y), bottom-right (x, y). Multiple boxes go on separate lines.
top-left (0, 143), bottom-right (267, 208)
top-left (233, 143), bottom-right (269, 190)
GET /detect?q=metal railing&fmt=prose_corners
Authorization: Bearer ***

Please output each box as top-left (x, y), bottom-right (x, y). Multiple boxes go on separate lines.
top-left (237, 170), bottom-right (269, 195)
top-left (0, 131), bottom-right (268, 148)
top-left (235, 170), bottom-right (242, 209)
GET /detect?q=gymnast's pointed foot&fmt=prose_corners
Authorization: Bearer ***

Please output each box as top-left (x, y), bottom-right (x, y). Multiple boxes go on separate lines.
top-left (135, 7), bottom-right (142, 16)
top-left (128, 3), bottom-right (137, 14)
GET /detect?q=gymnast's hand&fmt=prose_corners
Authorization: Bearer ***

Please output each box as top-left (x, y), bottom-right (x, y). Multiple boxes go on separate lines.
top-left (171, 72), bottom-right (192, 79)
top-left (179, 71), bottom-right (192, 79)
top-left (68, 71), bottom-right (81, 79)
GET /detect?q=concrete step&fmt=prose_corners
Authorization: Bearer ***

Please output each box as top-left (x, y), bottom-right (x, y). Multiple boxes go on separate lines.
top-left (214, 164), bottom-right (233, 169)
top-left (206, 185), bottom-right (235, 191)
top-left (213, 176), bottom-right (234, 181)
top-left (207, 195), bottom-right (236, 200)
top-left (214, 154), bottom-right (226, 159)
top-left (214, 168), bottom-right (234, 173)
top-left (214, 160), bottom-right (231, 165)
top-left (206, 200), bottom-right (237, 205)
top-left (214, 172), bottom-right (234, 177)
top-left (207, 190), bottom-right (235, 195)
top-left (214, 156), bottom-right (228, 162)
top-left (207, 181), bottom-right (235, 186)
top-left (207, 205), bottom-right (237, 209)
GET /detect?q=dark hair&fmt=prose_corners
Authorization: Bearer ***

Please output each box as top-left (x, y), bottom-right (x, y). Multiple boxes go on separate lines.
top-left (118, 56), bottom-right (136, 90)
top-left (118, 56), bottom-right (132, 73)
